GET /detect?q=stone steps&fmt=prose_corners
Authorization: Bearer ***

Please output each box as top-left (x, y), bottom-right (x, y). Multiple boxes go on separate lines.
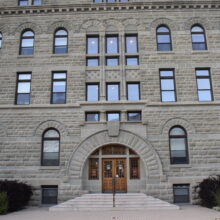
top-left (49, 193), bottom-right (179, 211)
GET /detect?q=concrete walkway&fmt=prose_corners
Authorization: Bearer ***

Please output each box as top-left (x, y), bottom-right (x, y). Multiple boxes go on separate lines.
top-left (1, 205), bottom-right (220, 220)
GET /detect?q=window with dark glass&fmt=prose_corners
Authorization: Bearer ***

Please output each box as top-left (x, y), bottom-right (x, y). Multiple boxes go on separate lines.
top-left (169, 126), bottom-right (188, 164)
top-left (196, 69), bottom-right (213, 102)
top-left (16, 73), bottom-right (31, 105)
top-left (51, 72), bottom-right (67, 104)
top-left (106, 0), bottom-right (116, 2)
top-left (160, 69), bottom-right (176, 102)
top-left (156, 25), bottom-right (172, 51)
top-left (191, 25), bottom-right (207, 50)
top-left (86, 83), bottom-right (99, 101)
top-left (106, 112), bottom-right (120, 121)
top-left (0, 33), bottom-right (2, 49)
top-left (20, 30), bottom-right (34, 55)
top-left (127, 112), bottom-right (141, 121)
top-left (107, 83), bottom-right (120, 101)
top-left (86, 112), bottom-right (100, 122)
top-left (127, 83), bottom-right (140, 101)
top-left (54, 29), bottom-right (68, 54)
top-left (173, 184), bottom-right (190, 203)
top-left (86, 36), bottom-right (99, 66)
top-left (42, 129), bottom-right (60, 166)
top-left (32, 0), bottom-right (42, 5)
top-left (106, 36), bottom-right (118, 54)
top-left (18, 0), bottom-right (28, 6)
top-left (42, 186), bottom-right (58, 205)
top-left (93, 0), bottom-right (103, 2)
top-left (126, 56), bottom-right (139, 66)
top-left (130, 158), bottom-right (139, 179)
top-left (89, 159), bottom-right (99, 180)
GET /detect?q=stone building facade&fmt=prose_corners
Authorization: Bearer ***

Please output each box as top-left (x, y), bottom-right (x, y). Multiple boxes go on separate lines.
top-left (0, 0), bottom-right (220, 205)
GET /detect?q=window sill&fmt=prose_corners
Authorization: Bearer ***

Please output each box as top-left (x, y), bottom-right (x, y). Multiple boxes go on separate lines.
top-left (86, 66), bottom-right (100, 70)
top-left (191, 50), bottom-right (209, 54)
top-left (39, 166), bottom-right (60, 170)
top-left (51, 54), bottom-right (69, 57)
top-left (125, 66), bottom-right (140, 70)
top-left (156, 51), bottom-right (175, 55)
top-left (105, 66), bottom-right (120, 70)
top-left (169, 164), bottom-right (191, 168)
top-left (17, 55), bottom-right (35, 58)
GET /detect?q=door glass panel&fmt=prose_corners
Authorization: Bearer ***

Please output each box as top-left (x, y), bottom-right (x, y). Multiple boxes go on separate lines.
top-left (116, 160), bottom-right (125, 178)
top-left (104, 161), bottom-right (112, 178)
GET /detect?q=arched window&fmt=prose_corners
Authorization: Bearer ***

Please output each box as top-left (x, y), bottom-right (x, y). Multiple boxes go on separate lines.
top-left (169, 126), bottom-right (188, 164)
top-left (0, 32), bottom-right (2, 49)
top-left (156, 25), bottom-right (172, 51)
top-left (191, 25), bottom-right (207, 50)
top-left (53, 29), bottom-right (68, 54)
top-left (42, 129), bottom-right (60, 166)
top-left (20, 30), bottom-right (35, 55)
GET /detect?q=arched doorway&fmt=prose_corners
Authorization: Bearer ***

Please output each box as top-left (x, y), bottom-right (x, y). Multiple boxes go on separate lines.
top-left (82, 144), bottom-right (146, 193)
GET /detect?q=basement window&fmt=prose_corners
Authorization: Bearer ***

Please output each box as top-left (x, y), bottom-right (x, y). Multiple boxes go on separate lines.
top-left (173, 184), bottom-right (190, 203)
top-left (42, 186), bottom-right (58, 205)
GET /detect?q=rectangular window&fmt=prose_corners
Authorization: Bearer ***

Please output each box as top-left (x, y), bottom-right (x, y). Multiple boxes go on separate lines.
top-left (32, 0), bottom-right (42, 5)
top-left (86, 57), bottom-right (99, 67)
top-left (106, 0), bottom-right (116, 3)
top-left (127, 83), bottom-right (140, 101)
top-left (106, 112), bottom-right (120, 121)
top-left (196, 69), bottom-right (213, 101)
top-left (51, 72), bottom-right (67, 104)
top-left (106, 57), bottom-right (119, 66)
top-left (16, 73), bottom-right (31, 105)
top-left (89, 158), bottom-right (99, 180)
top-left (130, 158), bottom-right (140, 179)
top-left (160, 69), bottom-right (176, 102)
top-left (173, 184), bottom-right (190, 204)
top-left (87, 36), bottom-right (99, 54)
top-left (107, 83), bottom-right (120, 101)
top-left (86, 83), bottom-right (99, 101)
top-left (42, 186), bottom-right (58, 205)
top-left (93, 0), bottom-right (103, 2)
top-left (127, 112), bottom-right (141, 121)
top-left (86, 112), bottom-right (100, 122)
top-left (18, 0), bottom-right (28, 6)
top-left (106, 35), bottom-right (118, 54)
top-left (125, 56), bottom-right (139, 66)
top-left (125, 35), bottom-right (138, 53)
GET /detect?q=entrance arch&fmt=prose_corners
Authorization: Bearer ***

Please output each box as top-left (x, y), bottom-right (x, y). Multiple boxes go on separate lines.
top-left (67, 130), bottom-right (163, 188)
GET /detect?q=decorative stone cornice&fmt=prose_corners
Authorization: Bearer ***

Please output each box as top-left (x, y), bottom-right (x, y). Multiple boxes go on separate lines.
top-left (0, 1), bottom-right (220, 16)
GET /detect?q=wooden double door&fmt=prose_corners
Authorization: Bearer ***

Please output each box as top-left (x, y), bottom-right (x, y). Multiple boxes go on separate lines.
top-left (102, 158), bottom-right (127, 193)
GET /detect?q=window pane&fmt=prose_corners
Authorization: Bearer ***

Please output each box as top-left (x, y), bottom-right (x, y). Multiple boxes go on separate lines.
top-left (44, 140), bottom-right (59, 153)
top-left (192, 43), bottom-right (206, 50)
top-left (192, 26), bottom-right (203, 32)
top-left (21, 48), bottom-right (34, 55)
top-left (33, 0), bottom-right (42, 5)
top-left (126, 36), bottom-right (137, 53)
top-left (42, 187), bottom-right (58, 205)
top-left (54, 46), bottom-right (67, 54)
top-left (173, 185), bottom-right (190, 203)
top-left (196, 70), bottom-right (209, 76)
top-left (170, 138), bottom-right (186, 151)
top-left (162, 91), bottom-right (175, 102)
top-left (161, 79), bottom-right (174, 90)
top-left (43, 152), bottom-right (59, 160)
top-left (160, 70), bottom-right (173, 77)
top-left (157, 26), bottom-right (169, 33)
top-left (127, 84), bottom-right (139, 100)
top-left (52, 93), bottom-right (66, 104)
top-left (107, 113), bottom-right (120, 121)
top-left (87, 58), bottom-right (99, 66)
top-left (55, 30), bottom-right (67, 36)
top-left (128, 112), bottom-right (141, 121)
top-left (107, 84), bottom-right (119, 101)
top-left (86, 113), bottom-right (99, 122)
top-left (23, 31), bottom-right (34, 37)
top-left (94, 0), bottom-right (102, 2)
top-left (22, 39), bottom-right (34, 47)
top-left (197, 79), bottom-right (211, 90)
top-left (17, 94), bottom-right (30, 105)
top-left (53, 81), bottom-right (66, 92)
top-left (126, 57), bottom-right (138, 66)
top-left (87, 37), bottom-right (99, 54)
top-left (107, 0), bottom-right (116, 2)
top-left (53, 73), bottom-right (66, 79)
top-left (18, 74), bottom-right (31, 80)
top-left (192, 34), bottom-right (205, 42)
top-left (18, 82), bottom-right (30, 93)
top-left (106, 36), bottom-right (118, 54)
top-left (157, 35), bottom-right (170, 43)
top-left (87, 85), bottom-right (99, 101)
top-left (55, 38), bottom-right (67, 46)
top-left (19, 0), bottom-right (28, 6)
top-left (158, 43), bottom-right (171, 51)
top-left (106, 57), bottom-right (118, 66)
top-left (44, 129), bottom-right (59, 138)
top-left (170, 127), bottom-right (185, 136)
top-left (198, 90), bottom-right (212, 101)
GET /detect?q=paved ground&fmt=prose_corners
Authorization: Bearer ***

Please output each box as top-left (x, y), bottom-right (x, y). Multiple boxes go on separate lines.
top-left (1, 205), bottom-right (220, 220)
